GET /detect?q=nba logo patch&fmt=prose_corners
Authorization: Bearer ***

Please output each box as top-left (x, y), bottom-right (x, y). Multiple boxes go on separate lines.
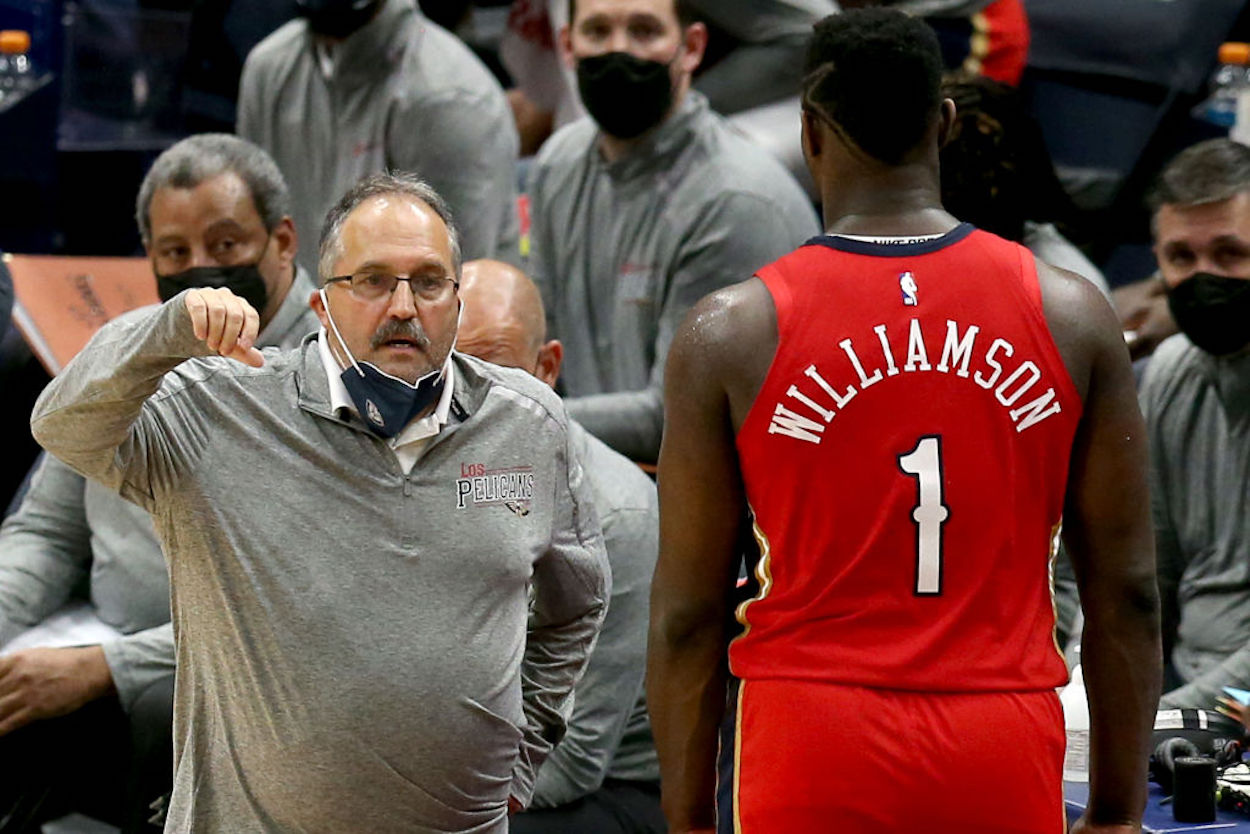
top-left (900, 272), bottom-right (918, 306)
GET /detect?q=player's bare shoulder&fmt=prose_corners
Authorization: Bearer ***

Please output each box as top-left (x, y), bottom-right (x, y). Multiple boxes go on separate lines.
top-left (1034, 260), bottom-right (1125, 402)
top-left (668, 277), bottom-right (779, 429)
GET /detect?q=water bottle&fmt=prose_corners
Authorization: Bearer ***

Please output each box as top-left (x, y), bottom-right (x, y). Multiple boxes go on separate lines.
top-left (0, 30), bottom-right (34, 111)
top-left (1194, 42), bottom-right (1250, 131)
top-left (1060, 661), bottom-right (1090, 782)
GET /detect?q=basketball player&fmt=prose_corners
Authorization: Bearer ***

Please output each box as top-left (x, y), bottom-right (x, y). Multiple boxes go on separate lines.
top-left (647, 10), bottom-right (1161, 833)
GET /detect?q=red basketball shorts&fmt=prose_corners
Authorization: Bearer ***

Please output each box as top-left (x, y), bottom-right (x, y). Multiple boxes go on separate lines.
top-left (726, 678), bottom-right (1067, 833)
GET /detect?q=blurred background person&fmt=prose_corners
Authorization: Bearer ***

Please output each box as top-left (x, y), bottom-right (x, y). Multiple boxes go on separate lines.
top-left (527, 0), bottom-right (819, 463)
top-left (236, 0), bottom-right (521, 277)
top-left (458, 258), bottom-right (663, 834)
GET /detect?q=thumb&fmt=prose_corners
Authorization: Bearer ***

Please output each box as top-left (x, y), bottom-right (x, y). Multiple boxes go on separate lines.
top-left (224, 345), bottom-right (265, 368)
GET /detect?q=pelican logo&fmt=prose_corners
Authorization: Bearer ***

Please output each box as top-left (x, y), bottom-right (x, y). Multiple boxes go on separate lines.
top-left (900, 272), bottom-right (918, 306)
top-left (365, 399), bottom-right (384, 426)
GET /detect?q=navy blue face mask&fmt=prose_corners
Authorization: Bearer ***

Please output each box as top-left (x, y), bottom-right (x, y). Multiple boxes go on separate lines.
top-left (319, 288), bottom-right (450, 438)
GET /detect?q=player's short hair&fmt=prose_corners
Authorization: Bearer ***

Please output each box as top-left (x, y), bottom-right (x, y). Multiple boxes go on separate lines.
top-left (567, 0), bottom-right (696, 27)
top-left (802, 8), bottom-right (944, 165)
top-left (136, 133), bottom-right (290, 245)
top-left (318, 172), bottom-right (463, 285)
top-left (1148, 138), bottom-right (1250, 213)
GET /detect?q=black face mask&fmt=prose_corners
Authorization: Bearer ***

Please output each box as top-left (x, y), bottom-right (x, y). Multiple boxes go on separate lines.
top-left (1166, 271), bottom-right (1250, 356)
top-left (576, 51), bottom-right (675, 140)
top-left (296, 0), bottom-right (381, 38)
top-left (156, 261), bottom-right (271, 318)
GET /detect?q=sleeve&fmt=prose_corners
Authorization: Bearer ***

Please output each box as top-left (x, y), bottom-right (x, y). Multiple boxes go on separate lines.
top-left (1052, 540), bottom-right (1081, 653)
top-left (511, 426), bottom-right (611, 807)
top-left (101, 621), bottom-right (176, 713)
top-left (530, 501), bottom-right (655, 808)
top-left (0, 455), bottom-right (93, 647)
top-left (387, 87), bottom-right (522, 264)
top-left (1138, 362), bottom-right (1185, 687)
top-left (565, 190), bottom-right (817, 462)
top-left (524, 158), bottom-right (558, 341)
top-left (29, 296), bottom-right (217, 515)
top-left (235, 46), bottom-right (265, 141)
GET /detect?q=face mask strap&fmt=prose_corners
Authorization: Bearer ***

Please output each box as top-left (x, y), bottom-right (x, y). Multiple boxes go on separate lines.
top-left (319, 287), bottom-right (366, 377)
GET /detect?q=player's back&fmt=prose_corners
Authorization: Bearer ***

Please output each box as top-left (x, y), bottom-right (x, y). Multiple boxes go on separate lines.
top-left (732, 223), bottom-right (1080, 693)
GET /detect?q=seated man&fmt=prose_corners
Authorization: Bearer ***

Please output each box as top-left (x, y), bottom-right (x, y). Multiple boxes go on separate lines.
top-left (237, 0), bottom-right (521, 276)
top-left (0, 133), bottom-right (319, 833)
top-left (529, 0), bottom-right (820, 463)
top-left (1144, 138), bottom-right (1250, 710)
top-left (457, 259), bottom-right (663, 834)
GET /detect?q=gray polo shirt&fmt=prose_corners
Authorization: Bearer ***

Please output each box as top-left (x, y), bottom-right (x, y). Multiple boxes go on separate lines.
top-left (528, 91), bottom-right (820, 462)
top-left (1145, 335), bottom-right (1250, 710)
top-left (31, 296), bottom-right (609, 833)
top-left (0, 267), bottom-right (320, 710)
top-left (238, 0), bottom-right (520, 276)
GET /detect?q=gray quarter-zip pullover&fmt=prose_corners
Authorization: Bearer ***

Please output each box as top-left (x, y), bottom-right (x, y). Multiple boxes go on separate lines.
top-left (528, 91), bottom-right (820, 462)
top-left (238, 0), bottom-right (520, 276)
top-left (1145, 335), bottom-right (1250, 710)
top-left (30, 296), bottom-right (608, 833)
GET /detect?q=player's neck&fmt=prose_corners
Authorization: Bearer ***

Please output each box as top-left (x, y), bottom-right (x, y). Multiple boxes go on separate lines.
top-left (820, 169), bottom-right (954, 237)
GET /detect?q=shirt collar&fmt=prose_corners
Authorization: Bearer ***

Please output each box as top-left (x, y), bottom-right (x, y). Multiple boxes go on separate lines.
top-left (316, 327), bottom-right (456, 441)
top-left (599, 90), bottom-right (707, 182)
top-left (258, 265), bottom-right (316, 349)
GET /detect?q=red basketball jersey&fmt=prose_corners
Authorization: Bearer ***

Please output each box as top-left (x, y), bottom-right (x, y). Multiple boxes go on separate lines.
top-left (732, 225), bottom-right (1080, 693)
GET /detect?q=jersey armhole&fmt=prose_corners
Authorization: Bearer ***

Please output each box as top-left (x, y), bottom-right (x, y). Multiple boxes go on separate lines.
top-left (736, 265), bottom-right (791, 444)
top-left (1015, 245), bottom-right (1083, 409)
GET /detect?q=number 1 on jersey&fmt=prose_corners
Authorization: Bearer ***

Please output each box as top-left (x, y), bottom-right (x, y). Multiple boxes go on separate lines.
top-left (897, 435), bottom-right (950, 596)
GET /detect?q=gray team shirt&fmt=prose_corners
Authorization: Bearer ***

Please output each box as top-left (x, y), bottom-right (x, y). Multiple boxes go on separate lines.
top-left (0, 267), bottom-right (319, 710)
top-left (238, 0), bottom-right (520, 276)
top-left (1144, 336), bottom-right (1250, 710)
top-left (30, 296), bottom-right (607, 833)
top-left (528, 91), bottom-right (820, 462)
top-left (531, 421), bottom-right (658, 808)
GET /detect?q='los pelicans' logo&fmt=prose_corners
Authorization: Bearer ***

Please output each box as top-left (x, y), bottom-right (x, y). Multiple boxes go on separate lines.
top-left (900, 271), bottom-right (918, 306)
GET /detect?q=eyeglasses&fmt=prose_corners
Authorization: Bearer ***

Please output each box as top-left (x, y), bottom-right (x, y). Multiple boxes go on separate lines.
top-left (326, 271), bottom-right (459, 304)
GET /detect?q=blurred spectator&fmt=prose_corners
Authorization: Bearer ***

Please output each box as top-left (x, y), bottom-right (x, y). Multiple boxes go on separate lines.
top-left (1142, 139), bottom-right (1250, 710)
top-left (939, 75), bottom-right (1110, 297)
top-left (528, 0), bottom-right (820, 462)
top-left (457, 259), bottom-right (663, 834)
top-left (501, 0), bottom-right (835, 157)
top-left (237, 0), bottom-right (521, 277)
top-left (0, 134), bottom-right (319, 833)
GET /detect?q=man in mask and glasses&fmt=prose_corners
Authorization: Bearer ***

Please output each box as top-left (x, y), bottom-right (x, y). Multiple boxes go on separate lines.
top-left (1142, 138), bottom-right (1250, 712)
top-left (0, 133), bottom-right (318, 833)
top-left (30, 170), bottom-right (609, 834)
top-left (237, 0), bottom-right (521, 279)
top-left (526, 0), bottom-right (819, 464)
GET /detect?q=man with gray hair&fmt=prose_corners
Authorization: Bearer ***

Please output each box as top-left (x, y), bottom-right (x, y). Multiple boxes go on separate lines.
top-left (0, 132), bottom-right (319, 833)
top-left (30, 170), bottom-right (610, 833)
top-left (1140, 138), bottom-right (1250, 711)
